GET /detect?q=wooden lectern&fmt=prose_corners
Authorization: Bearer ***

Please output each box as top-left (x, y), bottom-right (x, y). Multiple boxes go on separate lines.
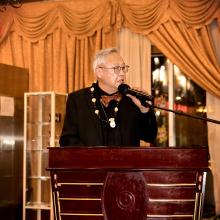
top-left (47, 147), bottom-right (208, 220)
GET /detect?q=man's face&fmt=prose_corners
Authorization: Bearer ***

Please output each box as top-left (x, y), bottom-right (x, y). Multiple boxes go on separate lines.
top-left (96, 52), bottom-right (127, 94)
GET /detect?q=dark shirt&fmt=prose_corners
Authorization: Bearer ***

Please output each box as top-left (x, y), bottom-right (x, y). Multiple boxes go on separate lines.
top-left (97, 86), bottom-right (123, 145)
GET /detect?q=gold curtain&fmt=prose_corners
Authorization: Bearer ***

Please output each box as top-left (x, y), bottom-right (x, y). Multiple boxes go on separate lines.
top-left (117, 28), bottom-right (151, 91)
top-left (118, 0), bottom-right (220, 97)
top-left (0, 1), bottom-right (117, 92)
top-left (0, 0), bottom-right (219, 94)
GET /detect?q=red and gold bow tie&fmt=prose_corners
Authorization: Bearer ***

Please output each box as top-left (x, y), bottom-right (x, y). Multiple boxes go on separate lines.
top-left (100, 93), bottom-right (122, 107)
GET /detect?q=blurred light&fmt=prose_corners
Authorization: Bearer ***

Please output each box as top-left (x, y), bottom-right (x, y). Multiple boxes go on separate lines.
top-left (174, 65), bottom-right (180, 75)
top-left (177, 75), bottom-right (186, 88)
top-left (153, 69), bottom-right (160, 82)
top-left (154, 57), bottom-right (160, 65)
top-left (156, 110), bottom-right (161, 116)
top-left (2, 139), bottom-right (15, 145)
top-left (196, 106), bottom-right (207, 113)
top-left (176, 96), bottom-right (182, 101)
top-left (159, 66), bottom-right (167, 86)
top-left (161, 65), bottom-right (165, 71)
top-left (186, 80), bottom-right (191, 90)
top-left (155, 89), bottom-right (160, 95)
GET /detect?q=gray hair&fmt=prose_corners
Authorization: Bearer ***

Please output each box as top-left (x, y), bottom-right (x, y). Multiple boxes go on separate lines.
top-left (93, 48), bottom-right (118, 72)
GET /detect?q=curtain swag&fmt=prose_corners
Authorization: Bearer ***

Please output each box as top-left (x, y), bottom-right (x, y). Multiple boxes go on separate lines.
top-left (0, 0), bottom-right (219, 42)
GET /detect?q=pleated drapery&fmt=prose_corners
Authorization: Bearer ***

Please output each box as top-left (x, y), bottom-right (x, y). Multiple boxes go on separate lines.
top-left (0, 0), bottom-right (219, 95)
top-left (0, 1), bottom-right (118, 92)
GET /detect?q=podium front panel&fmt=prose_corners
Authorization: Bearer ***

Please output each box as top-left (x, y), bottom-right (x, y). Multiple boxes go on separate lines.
top-left (48, 147), bottom-right (208, 220)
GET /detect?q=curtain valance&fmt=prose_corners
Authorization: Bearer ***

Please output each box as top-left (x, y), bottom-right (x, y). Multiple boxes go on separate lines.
top-left (0, 0), bottom-right (219, 42)
top-left (0, 1), bottom-right (113, 41)
top-left (120, 0), bottom-right (220, 34)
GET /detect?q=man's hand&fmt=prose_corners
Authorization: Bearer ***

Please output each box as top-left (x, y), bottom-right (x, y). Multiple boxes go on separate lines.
top-left (126, 88), bottom-right (151, 113)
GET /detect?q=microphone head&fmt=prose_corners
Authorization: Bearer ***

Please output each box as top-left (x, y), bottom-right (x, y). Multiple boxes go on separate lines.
top-left (118, 83), bottom-right (130, 95)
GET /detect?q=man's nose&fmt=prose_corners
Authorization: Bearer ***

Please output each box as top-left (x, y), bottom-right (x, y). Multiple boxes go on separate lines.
top-left (119, 68), bottom-right (125, 75)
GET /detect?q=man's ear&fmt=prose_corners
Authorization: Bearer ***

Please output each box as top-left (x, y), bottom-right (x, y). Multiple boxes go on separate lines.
top-left (95, 68), bottom-right (103, 79)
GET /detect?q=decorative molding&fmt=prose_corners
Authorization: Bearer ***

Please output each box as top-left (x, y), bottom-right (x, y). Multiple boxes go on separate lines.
top-left (0, 0), bottom-right (22, 12)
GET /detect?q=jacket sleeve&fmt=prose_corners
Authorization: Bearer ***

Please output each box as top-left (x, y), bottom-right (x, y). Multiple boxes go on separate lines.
top-left (59, 93), bottom-right (84, 146)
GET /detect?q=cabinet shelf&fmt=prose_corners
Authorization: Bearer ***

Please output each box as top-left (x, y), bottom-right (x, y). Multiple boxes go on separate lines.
top-left (25, 203), bottom-right (51, 210)
top-left (27, 122), bottom-right (51, 126)
top-left (26, 149), bottom-right (49, 152)
top-left (27, 176), bottom-right (50, 181)
top-left (23, 92), bottom-right (67, 220)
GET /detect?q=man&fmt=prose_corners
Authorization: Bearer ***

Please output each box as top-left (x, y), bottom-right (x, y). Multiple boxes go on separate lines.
top-left (59, 48), bottom-right (157, 146)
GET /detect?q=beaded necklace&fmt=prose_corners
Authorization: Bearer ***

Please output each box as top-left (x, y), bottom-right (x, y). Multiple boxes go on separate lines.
top-left (90, 82), bottom-right (121, 128)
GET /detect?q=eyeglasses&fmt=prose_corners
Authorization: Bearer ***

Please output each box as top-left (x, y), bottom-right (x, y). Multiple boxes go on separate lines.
top-left (97, 65), bottom-right (130, 75)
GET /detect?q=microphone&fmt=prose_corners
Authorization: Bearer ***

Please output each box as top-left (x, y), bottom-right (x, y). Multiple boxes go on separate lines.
top-left (118, 84), bottom-right (154, 102)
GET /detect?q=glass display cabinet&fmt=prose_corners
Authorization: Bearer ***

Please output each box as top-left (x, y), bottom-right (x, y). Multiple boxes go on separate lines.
top-left (23, 92), bottom-right (67, 220)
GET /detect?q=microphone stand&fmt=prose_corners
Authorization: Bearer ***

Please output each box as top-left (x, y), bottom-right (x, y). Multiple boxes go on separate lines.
top-left (143, 102), bottom-right (220, 125)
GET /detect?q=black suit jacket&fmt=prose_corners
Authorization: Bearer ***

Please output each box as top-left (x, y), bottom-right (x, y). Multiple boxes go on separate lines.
top-left (59, 87), bottom-right (157, 146)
